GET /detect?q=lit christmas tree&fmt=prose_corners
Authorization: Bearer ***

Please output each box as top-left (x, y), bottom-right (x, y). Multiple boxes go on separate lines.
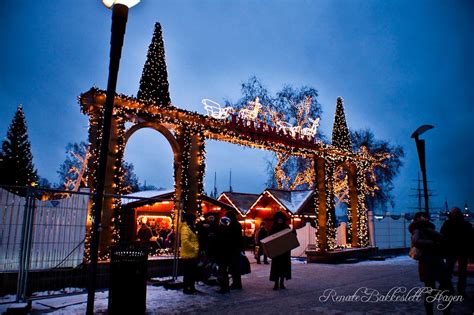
top-left (331, 97), bottom-right (352, 151)
top-left (137, 22), bottom-right (171, 107)
top-left (0, 105), bottom-right (38, 194)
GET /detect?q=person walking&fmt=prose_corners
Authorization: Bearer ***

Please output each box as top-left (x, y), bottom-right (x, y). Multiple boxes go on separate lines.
top-left (440, 207), bottom-right (473, 297)
top-left (269, 212), bottom-right (292, 290)
top-left (409, 211), bottom-right (453, 315)
top-left (255, 222), bottom-right (269, 264)
top-left (180, 213), bottom-right (200, 295)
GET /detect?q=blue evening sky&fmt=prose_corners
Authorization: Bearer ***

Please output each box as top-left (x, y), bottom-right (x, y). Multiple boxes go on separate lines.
top-left (1, 0), bottom-right (473, 213)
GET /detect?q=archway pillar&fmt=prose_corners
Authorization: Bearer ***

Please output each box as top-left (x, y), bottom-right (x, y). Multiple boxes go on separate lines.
top-left (314, 156), bottom-right (328, 252)
top-left (348, 162), bottom-right (369, 247)
top-left (86, 111), bottom-right (124, 258)
top-left (314, 156), bottom-right (337, 252)
top-left (174, 125), bottom-right (205, 222)
top-left (347, 163), bottom-right (359, 247)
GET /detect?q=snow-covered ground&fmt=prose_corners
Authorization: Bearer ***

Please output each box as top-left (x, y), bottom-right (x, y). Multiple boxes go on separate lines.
top-left (1, 255), bottom-right (471, 314)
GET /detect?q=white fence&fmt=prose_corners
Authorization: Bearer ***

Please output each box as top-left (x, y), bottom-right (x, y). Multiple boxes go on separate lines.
top-left (291, 213), bottom-right (449, 254)
top-left (372, 214), bottom-right (445, 249)
top-left (0, 188), bottom-right (89, 271)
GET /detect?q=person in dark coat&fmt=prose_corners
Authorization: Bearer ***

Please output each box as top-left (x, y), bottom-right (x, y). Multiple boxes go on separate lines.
top-left (197, 213), bottom-right (219, 262)
top-left (440, 207), bottom-right (473, 296)
top-left (226, 211), bottom-right (244, 290)
top-left (216, 216), bottom-right (233, 293)
top-left (409, 212), bottom-right (453, 315)
top-left (269, 211), bottom-right (293, 290)
top-left (215, 211), bottom-right (244, 293)
top-left (255, 222), bottom-right (269, 264)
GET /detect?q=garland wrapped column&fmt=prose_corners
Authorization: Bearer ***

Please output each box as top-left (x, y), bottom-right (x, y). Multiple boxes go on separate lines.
top-left (355, 160), bottom-right (370, 247)
top-left (97, 113), bottom-right (123, 258)
top-left (84, 109), bottom-right (103, 261)
top-left (324, 160), bottom-right (336, 250)
top-left (83, 104), bottom-right (123, 259)
top-left (111, 114), bottom-right (126, 245)
top-left (174, 125), bottom-right (206, 222)
top-left (314, 156), bottom-right (328, 251)
top-left (347, 163), bottom-right (359, 247)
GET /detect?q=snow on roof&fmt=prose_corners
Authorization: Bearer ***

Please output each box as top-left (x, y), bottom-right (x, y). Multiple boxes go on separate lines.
top-left (219, 192), bottom-right (259, 214)
top-left (266, 189), bottom-right (313, 214)
top-left (121, 189), bottom-right (174, 204)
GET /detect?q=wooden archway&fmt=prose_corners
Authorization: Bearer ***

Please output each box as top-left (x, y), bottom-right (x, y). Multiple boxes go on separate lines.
top-left (124, 121), bottom-right (180, 155)
top-left (80, 88), bottom-right (372, 257)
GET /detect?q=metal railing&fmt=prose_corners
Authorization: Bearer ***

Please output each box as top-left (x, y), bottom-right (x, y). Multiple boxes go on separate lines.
top-left (0, 186), bottom-right (91, 302)
top-left (0, 185), bottom-right (179, 303)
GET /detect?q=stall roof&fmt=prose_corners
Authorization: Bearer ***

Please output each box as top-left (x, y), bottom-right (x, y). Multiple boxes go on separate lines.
top-left (121, 189), bottom-right (174, 205)
top-left (218, 192), bottom-right (260, 215)
top-left (122, 190), bottom-right (236, 213)
top-left (257, 189), bottom-right (313, 214)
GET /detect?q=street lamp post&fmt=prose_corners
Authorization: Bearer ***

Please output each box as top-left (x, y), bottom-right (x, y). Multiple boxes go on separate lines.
top-left (411, 125), bottom-right (434, 218)
top-left (86, 1), bottom-right (139, 314)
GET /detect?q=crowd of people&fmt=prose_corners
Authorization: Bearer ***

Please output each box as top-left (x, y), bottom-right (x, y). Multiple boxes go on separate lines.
top-left (409, 207), bottom-right (473, 314)
top-left (138, 205), bottom-right (472, 311)
top-left (137, 222), bottom-right (174, 249)
top-left (179, 210), bottom-right (293, 295)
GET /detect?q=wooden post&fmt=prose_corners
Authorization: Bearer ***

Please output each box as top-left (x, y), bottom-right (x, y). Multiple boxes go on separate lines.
top-left (86, 111), bottom-right (121, 257)
top-left (175, 126), bottom-right (205, 217)
top-left (314, 157), bottom-right (328, 251)
top-left (347, 163), bottom-right (359, 247)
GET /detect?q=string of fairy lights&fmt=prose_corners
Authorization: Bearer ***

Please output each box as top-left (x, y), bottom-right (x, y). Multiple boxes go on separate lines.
top-left (78, 23), bottom-right (386, 260)
top-left (324, 160), bottom-right (337, 250)
top-left (79, 88), bottom-right (385, 257)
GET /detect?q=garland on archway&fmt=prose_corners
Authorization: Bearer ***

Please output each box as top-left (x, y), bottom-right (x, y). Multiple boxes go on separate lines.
top-left (80, 88), bottom-right (383, 253)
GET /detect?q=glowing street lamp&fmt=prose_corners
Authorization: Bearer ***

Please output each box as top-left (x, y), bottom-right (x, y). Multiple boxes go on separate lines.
top-left (411, 124), bottom-right (434, 218)
top-left (86, 1), bottom-right (140, 314)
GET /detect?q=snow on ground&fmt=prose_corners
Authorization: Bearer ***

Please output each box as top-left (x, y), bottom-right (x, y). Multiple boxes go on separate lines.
top-left (355, 255), bottom-right (416, 265)
top-left (1, 255), bottom-right (471, 314)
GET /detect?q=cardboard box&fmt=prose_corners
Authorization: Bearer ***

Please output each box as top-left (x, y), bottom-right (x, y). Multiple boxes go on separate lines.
top-left (260, 228), bottom-right (299, 259)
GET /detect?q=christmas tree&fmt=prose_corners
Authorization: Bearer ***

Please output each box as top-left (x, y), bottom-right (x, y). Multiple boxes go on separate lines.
top-left (331, 97), bottom-right (352, 151)
top-left (137, 23), bottom-right (171, 107)
top-left (0, 105), bottom-right (38, 195)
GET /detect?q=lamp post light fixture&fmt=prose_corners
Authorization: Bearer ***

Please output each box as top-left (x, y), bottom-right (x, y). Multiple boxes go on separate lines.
top-left (86, 1), bottom-right (139, 314)
top-left (411, 124), bottom-right (434, 218)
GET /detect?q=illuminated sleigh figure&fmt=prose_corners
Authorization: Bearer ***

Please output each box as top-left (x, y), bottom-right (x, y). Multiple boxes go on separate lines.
top-left (238, 97), bottom-right (262, 121)
top-left (202, 99), bottom-right (234, 119)
top-left (300, 117), bottom-right (320, 138)
top-left (276, 121), bottom-right (300, 137)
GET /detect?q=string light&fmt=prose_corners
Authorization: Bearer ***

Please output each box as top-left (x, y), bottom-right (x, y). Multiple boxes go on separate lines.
top-left (77, 25), bottom-right (386, 257)
top-left (137, 23), bottom-right (171, 107)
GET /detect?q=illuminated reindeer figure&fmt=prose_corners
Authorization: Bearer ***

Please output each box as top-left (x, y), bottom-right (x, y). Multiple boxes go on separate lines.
top-left (300, 117), bottom-right (320, 138)
top-left (202, 99), bottom-right (234, 119)
top-left (238, 97), bottom-right (262, 122)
